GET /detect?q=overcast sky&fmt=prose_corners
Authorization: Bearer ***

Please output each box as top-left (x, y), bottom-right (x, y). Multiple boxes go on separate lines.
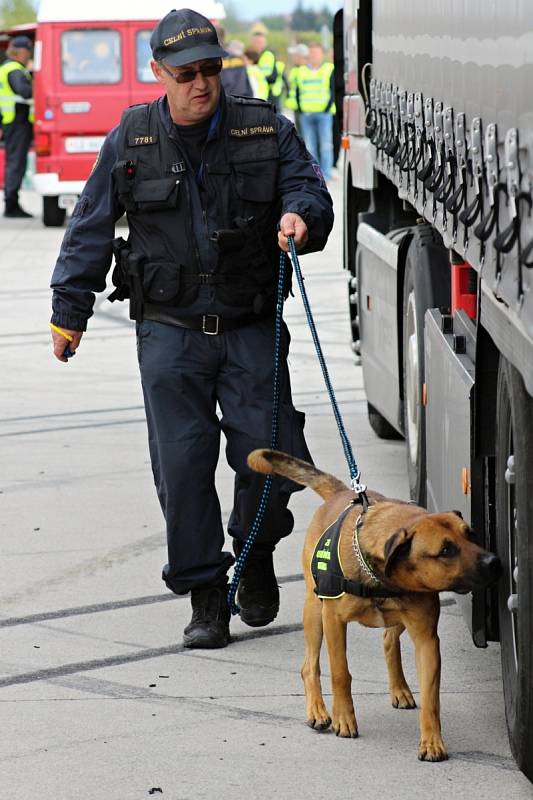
top-left (237, 0), bottom-right (342, 21)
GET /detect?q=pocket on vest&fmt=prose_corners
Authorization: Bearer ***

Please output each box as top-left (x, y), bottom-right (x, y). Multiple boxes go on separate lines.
top-left (143, 262), bottom-right (181, 303)
top-left (133, 177), bottom-right (180, 212)
top-left (233, 162), bottom-right (277, 202)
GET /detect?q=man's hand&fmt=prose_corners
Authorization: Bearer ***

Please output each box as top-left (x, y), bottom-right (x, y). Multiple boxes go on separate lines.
top-left (51, 328), bottom-right (83, 363)
top-left (278, 212), bottom-right (308, 253)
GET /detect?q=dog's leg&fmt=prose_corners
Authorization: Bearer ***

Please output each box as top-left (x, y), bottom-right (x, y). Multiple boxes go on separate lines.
top-left (301, 590), bottom-right (331, 731)
top-left (322, 602), bottom-right (358, 738)
top-left (383, 625), bottom-right (416, 709)
top-left (405, 612), bottom-right (448, 761)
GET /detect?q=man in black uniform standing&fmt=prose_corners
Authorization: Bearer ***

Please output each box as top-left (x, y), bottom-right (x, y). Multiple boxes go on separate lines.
top-left (0, 35), bottom-right (34, 218)
top-left (49, 9), bottom-right (333, 650)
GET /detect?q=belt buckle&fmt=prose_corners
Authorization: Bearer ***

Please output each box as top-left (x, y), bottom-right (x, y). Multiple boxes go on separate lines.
top-left (202, 314), bottom-right (219, 335)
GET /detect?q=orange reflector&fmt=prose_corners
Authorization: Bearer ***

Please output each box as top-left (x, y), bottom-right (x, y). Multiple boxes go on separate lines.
top-left (422, 383), bottom-right (427, 406)
top-left (461, 467), bottom-right (470, 495)
top-left (341, 135), bottom-right (350, 150)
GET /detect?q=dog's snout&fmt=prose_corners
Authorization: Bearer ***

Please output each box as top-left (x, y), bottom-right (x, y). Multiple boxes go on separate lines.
top-left (478, 553), bottom-right (502, 583)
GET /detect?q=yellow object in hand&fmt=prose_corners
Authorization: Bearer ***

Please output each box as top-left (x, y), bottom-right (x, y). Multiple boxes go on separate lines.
top-left (49, 322), bottom-right (74, 342)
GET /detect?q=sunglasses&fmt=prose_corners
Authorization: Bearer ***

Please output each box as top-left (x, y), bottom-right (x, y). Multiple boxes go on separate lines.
top-left (159, 59), bottom-right (222, 84)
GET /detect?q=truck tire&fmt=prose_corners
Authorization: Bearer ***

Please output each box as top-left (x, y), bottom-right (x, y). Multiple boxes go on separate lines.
top-left (42, 196), bottom-right (66, 227)
top-left (402, 225), bottom-right (450, 506)
top-left (495, 356), bottom-right (533, 781)
top-left (367, 402), bottom-right (402, 440)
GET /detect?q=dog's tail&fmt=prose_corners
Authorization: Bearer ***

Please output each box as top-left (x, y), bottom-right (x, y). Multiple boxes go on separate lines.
top-left (247, 449), bottom-right (348, 501)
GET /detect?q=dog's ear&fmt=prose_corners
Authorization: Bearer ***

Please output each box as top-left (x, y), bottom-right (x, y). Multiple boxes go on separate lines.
top-left (452, 510), bottom-right (463, 519)
top-left (383, 528), bottom-right (414, 577)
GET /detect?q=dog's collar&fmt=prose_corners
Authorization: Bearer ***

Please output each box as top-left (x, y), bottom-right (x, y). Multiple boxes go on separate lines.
top-left (353, 512), bottom-right (380, 584)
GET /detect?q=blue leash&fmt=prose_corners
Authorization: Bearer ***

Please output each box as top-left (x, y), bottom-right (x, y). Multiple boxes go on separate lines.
top-left (227, 247), bottom-right (286, 614)
top-left (227, 236), bottom-right (367, 614)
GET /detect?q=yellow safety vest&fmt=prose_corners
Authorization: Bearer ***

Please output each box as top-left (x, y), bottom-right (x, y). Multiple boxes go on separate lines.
top-left (257, 49), bottom-right (276, 83)
top-left (247, 64), bottom-right (269, 101)
top-left (296, 62), bottom-right (335, 114)
top-left (271, 60), bottom-right (286, 100)
top-left (284, 64), bottom-right (301, 111)
top-left (0, 60), bottom-right (34, 124)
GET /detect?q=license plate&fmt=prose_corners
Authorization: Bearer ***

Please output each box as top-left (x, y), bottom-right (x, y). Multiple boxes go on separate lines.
top-left (58, 194), bottom-right (78, 210)
top-left (64, 136), bottom-right (105, 154)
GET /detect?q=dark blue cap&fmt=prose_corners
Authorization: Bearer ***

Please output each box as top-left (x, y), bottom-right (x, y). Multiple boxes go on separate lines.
top-left (10, 35), bottom-right (33, 50)
top-left (150, 8), bottom-right (227, 67)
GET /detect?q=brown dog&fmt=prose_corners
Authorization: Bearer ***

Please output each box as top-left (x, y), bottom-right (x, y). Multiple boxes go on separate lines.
top-left (247, 448), bottom-right (501, 762)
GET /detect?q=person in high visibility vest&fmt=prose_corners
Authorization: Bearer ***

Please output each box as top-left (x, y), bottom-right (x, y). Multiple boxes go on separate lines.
top-left (243, 48), bottom-right (270, 101)
top-left (270, 59), bottom-right (287, 112)
top-left (284, 43), bottom-right (309, 133)
top-left (0, 35), bottom-right (34, 217)
top-left (250, 31), bottom-right (277, 104)
top-left (295, 42), bottom-right (335, 181)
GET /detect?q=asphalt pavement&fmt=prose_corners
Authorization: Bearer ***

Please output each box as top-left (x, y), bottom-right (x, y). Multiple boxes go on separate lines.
top-left (1, 184), bottom-right (532, 799)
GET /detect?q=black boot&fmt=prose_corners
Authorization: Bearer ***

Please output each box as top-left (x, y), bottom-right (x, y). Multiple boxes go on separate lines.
top-left (183, 582), bottom-right (231, 649)
top-left (234, 541), bottom-right (280, 627)
top-left (4, 203), bottom-right (33, 218)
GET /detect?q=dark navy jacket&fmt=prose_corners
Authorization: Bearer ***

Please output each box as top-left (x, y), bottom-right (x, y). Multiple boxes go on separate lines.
top-left (50, 90), bottom-right (333, 332)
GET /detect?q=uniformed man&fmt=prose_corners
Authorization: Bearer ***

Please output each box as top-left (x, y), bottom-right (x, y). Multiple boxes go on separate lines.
top-left (0, 35), bottom-right (34, 218)
top-left (214, 25), bottom-right (252, 98)
top-left (294, 42), bottom-right (335, 181)
top-left (221, 39), bottom-right (252, 97)
top-left (49, 9), bottom-right (333, 650)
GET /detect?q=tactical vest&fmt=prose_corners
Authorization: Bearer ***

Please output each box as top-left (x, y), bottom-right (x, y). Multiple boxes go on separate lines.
top-left (0, 60), bottom-right (34, 124)
top-left (113, 95), bottom-right (285, 313)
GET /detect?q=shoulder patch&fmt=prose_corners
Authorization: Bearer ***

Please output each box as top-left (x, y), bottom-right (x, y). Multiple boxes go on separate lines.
top-left (229, 125), bottom-right (276, 138)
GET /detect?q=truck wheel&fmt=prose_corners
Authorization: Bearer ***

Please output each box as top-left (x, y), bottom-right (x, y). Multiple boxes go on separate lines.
top-left (42, 196), bottom-right (66, 227)
top-left (402, 225), bottom-right (450, 506)
top-left (367, 402), bottom-right (402, 440)
top-left (495, 356), bottom-right (533, 781)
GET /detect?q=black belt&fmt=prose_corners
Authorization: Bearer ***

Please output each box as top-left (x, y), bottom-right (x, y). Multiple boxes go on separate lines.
top-left (143, 306), bottom-right (269, 334)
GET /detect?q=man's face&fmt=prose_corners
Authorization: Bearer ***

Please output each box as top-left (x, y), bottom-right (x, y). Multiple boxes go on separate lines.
top-left (151, 58), bottom-right (221, 125)
top-left (308, 45), bottom-right (323, 69)
top-left (252, 34), bottom-right (266, 54)
top-left (14, 47), bottom-right (32, 66)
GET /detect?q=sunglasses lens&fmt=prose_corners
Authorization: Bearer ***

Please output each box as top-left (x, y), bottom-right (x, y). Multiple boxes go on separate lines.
top-left (174, 60), bottom-right (222, 83)
top-left (202, 61), bottom-right (222, 76)
top-left (176, 70), bottom-right (196, 83)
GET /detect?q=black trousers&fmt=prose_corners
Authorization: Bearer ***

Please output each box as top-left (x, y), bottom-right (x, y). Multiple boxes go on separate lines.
top-left (137, 318), bottom-right (311, 595)
top-left (3, 120), bottom-right (32, 207)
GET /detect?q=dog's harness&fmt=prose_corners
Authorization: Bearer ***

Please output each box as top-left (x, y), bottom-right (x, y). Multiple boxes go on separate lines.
top-left (311, 502), bottom-right (407, 600)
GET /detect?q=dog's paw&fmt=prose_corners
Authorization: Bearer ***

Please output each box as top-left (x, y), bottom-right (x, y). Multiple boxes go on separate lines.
top-left (390, 686), bottom-right (416, 709)
top-left (331, 710), bottom-right (358, 739)
top-left (305, 697), bottom-right (331, 731)
top-left (306, 715), bottom-right (331, 732)
top-left (418, 737), bottom-right (448, 762)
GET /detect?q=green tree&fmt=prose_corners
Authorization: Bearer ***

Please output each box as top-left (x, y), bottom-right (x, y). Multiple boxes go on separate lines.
top-left (0, 0), bottom-right (37, 26)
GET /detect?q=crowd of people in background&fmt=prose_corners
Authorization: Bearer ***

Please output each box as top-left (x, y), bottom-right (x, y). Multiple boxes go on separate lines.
top-left (216, 24), bottom-right (338, 182)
